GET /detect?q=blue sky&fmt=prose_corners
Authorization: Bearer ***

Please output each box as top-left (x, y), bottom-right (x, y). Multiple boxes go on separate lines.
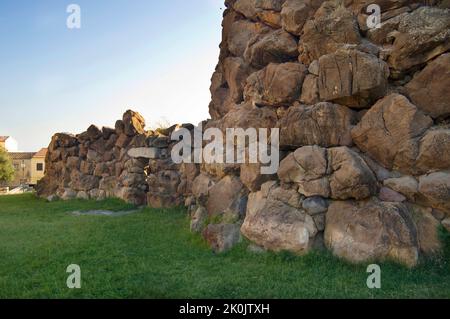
top-left (0, 0), bottom-right (224, 151)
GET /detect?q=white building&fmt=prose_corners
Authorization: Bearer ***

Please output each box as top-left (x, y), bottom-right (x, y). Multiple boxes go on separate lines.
top-left (0, 136), bottom-right (18, 152)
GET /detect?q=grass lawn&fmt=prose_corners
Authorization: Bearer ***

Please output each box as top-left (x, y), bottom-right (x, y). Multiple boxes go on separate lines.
top-left (0, 194), bottom-right (449, 299)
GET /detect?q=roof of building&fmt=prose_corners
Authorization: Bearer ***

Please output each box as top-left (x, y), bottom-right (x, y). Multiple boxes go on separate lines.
top-left (8, 152), bottom-right (36, 160)
top-left (0, 136), bottom-right (9, 142)
top-left (33, 148), bottom-right (48, 158)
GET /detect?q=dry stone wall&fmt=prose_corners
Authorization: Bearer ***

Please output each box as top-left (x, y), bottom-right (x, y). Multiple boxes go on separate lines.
top-left (38, 0), bottom-right (450, 267)
top-left (37, 111), bottom-right (197, 208)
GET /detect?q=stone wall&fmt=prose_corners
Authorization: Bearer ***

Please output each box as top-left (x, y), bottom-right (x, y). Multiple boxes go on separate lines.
top-left (36, 111), bottom-right (197, 207)
top-left (38, 0), bottom-right (450, 267)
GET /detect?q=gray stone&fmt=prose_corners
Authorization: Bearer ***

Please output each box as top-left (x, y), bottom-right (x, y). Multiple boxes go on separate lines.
top-left (190, 206), bottom-right (208, 233)
top-left (203, 223), bottom-right (242, 253)
top-left (76, 191), bottom-right (89, 200)
top-left (384, 176), bottom-right (419, 201)
top-left (302, 196), bottom-right (328, 215)
top-left (379, 187), bottom-right (407, 202)
top-left (128, 147), bottom-right (160, 159)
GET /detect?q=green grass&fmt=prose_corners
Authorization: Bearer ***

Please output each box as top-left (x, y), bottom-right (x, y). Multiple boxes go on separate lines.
top-left (0, 194), bottom-right (449, 299)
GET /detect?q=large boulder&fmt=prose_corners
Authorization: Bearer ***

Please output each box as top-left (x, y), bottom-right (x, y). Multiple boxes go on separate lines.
top-left (241, 182), bottom-right (318, 254)
top-left (387, 7), bottom-right (450, 72)
top-left (351, 94), bottom-right (433, 173)
top-left (409, 204), bottom-right (442, 256)
top-left (300, 74), bottom-right (320, 105)
top-left (415, 129), bottom-right (450, 174)
top-left (418, 172), bottom-right (450, 214)
top-left (328, 147), bottom-right (378, 200)
top-left (405, 53), bottom-right (450, 120)
top-left (214, 101), bottom-right (278, 132)
top-left (299, 1), bottom-right (361, 64)
top-left (366, 12), bottom-right (409, 45)
top-left (122, 110), bottom-right (146, 136)
top-left (240, 162), bottom-right (276, 192)
top-left (244, 62), bottom-right (307, 107)
top-left (203, 223), bottom-right (242, 253)
top-left (278, 146), bottom-right (377, 200)
top-left (117, 187), bottom-right (147, 206)
top-left (232, 0), bottom-right (285, 27)
top-left (318, 49), bottom-right (390, 108)
top-left (325, 200), bottom-right (419, 267)
top-left (279, 102), bottom-right (356, 149)
top-left (206, 175), bottom-right (248, 218)
top-left (281, 0), bottom-right (323, 35)
top-left (227, 20), bottom-right (270, 57)
top-left (190, 206), bottom-right (208, 233)
top-left (280, 147), bottom-right (327, 184)
top-left (244, 29), bottom-right (299, 68)
top-left (192, 173), bottom-right (216, 201)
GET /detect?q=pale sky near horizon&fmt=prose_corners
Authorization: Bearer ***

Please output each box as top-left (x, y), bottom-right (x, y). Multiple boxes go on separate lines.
top-left (0, 0), bottom-right (224, 151)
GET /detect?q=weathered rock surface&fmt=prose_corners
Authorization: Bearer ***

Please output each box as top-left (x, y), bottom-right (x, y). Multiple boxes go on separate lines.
top-left (409, 204), bottom-right (442, 255)
top-left (384, 176), bottom-right (419, 201)
top-left (241, 182), bottom-right (318, 253)
top-left (278, 145), bottom-right (377, 200)
top-left (244, 29), bottom-right (299, 68)
top-left (328, 147), bottom-right (378, 200)
top-left (299, 1), bottom-right (361, 64)
top-left (123, 110), bottom-right (146, 136)
top-left (415, 129), bottom-right (450, 174)
top-left (387, 6), bottom-right (450, 72)
top-left (215, 102), bottom-right (278, 133)
top-left (232, 0), bottom-right (286, 28)
top-left (240, 162), bottom-right (276, 192)
top-left (351, 94), bottom-right (433, 173)
top-left (203, 223), bottom-right (242, 253)
top-left (418, 172), bottom-right (450, 213)
top-left (302, 196), bottom-right (328, 215)
top-left (278, 102), bottom-right (356, 149)
top-left (227, 20), bottom-right (270, 58)
top-left (300, 74), bottom-right (320, 104)
top-left (190, 206), bottom-right (208, 233)
top-left (192, 173), bottom-right (215, 201)
top-left (405, 53), bottom-right (450, 120)
top-left (206, 175), bottom-right (248, 218)
top-left (244, 62), bottom-right (307, 107)
top-left (379, 187), bottom-right (407, 202)
top-left (281, 0), bottom-right (322, 35)
top-left (318, 49), bottom-right (389, 108)
top-left (325, 200), bottom-right (419, 267)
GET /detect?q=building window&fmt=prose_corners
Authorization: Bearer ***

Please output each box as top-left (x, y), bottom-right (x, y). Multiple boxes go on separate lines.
top-left (14, 164), bottom-right (19, 170)
top-left (36, 163), bottom-right (44, 171)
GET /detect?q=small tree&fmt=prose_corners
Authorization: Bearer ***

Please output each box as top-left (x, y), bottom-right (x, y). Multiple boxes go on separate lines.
top-left (0, 147), bottom-right (14, 184)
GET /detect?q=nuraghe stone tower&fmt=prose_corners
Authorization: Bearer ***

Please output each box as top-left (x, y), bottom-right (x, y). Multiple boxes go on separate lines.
top-left (38, 0), bottom-right (450, 267)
